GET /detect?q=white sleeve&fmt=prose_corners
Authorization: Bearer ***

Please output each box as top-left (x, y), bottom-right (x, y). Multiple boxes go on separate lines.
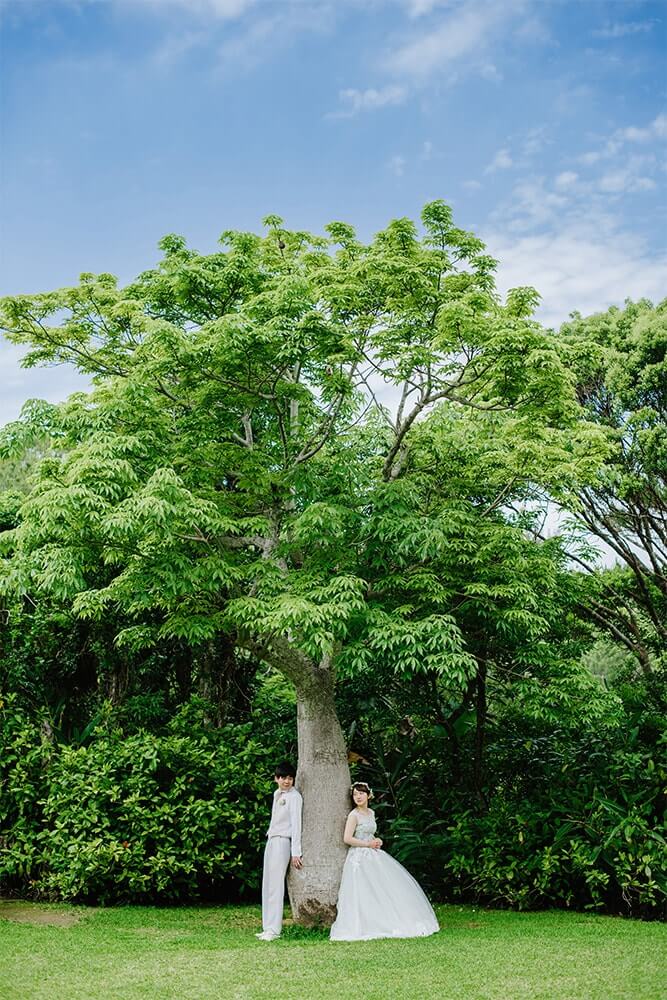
top-left (289, 791), bottom-right (303, 857)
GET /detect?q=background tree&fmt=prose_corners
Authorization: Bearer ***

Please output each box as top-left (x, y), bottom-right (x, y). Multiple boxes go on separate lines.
top-left (557, 299), bottom-right (666, 677)
top-left (0, 202), bottom-right (603, 922)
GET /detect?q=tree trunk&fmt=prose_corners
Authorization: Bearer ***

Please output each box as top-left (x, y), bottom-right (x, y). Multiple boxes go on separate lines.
top-left (236, 634), bottom-right (351, 926)
top-left (287, 663), bottom-right (350, 926)
top-left (473, 656), bottom-right (487, 810)
top-left (196, 636), bottom-right (238, 727)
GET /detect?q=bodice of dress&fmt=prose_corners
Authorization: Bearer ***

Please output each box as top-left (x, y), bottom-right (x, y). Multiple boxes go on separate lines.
top-left (353, 809), bottom-right (377, 841)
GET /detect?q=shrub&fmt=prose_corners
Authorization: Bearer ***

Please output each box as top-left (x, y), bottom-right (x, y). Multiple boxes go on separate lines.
top-left (343, 701), bottom-right (666, 919)
top-left (0, 698), bottom-right (279, 904)
top-left (0, 694), bottom-right (51, 892)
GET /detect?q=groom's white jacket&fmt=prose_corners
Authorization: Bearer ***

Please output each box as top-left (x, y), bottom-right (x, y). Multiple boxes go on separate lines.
top-left (267, 787), bottom-right (303, 857)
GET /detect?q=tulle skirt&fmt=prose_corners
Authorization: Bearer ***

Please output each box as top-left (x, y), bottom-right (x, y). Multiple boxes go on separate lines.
top-left (330, 847), bottom-right (440, 941)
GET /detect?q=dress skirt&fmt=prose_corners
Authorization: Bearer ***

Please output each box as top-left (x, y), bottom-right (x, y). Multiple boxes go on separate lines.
top-left (330, 847), bottom-right (440, 941)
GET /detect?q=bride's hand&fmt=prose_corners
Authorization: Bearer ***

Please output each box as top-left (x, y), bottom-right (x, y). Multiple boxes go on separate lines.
top-left (369, 838), bottom-right (382, 849)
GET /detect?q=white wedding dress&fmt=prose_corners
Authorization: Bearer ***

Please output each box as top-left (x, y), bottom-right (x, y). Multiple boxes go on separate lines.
top-left (330, 808), bottom-right (440, 941)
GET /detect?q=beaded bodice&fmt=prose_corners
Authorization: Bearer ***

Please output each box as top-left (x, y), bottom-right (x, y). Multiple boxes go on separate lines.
top-left (353, 809), bottom-right (377, 841)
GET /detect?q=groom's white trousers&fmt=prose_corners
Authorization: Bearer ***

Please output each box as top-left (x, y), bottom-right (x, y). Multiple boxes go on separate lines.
top-left (262, 836), bottom-right (292, 935)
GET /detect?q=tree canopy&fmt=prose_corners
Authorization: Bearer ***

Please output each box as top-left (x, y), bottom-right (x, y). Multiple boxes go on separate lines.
top-left (0, 202), bottom-right (603, 677)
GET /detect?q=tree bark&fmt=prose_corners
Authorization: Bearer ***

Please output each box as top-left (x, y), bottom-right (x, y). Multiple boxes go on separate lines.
top-left (196, 635), bottom-right (239, 727)
top-left (473, 656), bottom-right (487, 810)
top-left (235, 634), bottom-right (351, 926)
top-left (286, 662), bottom-right (351, 926)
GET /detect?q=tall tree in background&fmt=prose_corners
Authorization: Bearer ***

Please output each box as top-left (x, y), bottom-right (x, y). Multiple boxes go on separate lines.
top-left (558, 300), bottom-right (666, 675)
top-left (0, 202), bottom-right (602, 921)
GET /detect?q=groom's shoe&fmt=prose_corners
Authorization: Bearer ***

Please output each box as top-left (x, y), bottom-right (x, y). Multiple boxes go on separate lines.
top-left (255, 930), bottom-right (280, 941)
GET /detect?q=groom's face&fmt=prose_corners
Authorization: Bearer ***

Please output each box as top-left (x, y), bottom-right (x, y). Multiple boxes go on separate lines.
top-left (275, 774), bottom-right (294, 791)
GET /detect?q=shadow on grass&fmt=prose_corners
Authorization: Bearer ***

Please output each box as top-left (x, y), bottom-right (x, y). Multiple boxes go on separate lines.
top-left (278, 923), bottom-right (331, 943)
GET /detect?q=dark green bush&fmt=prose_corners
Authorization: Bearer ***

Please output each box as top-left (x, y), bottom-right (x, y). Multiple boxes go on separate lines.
top-left (442, 781), bottom-right (666, 918)
top-left (376, 725), bottom-right (667, 919)
top-left (0, 697), bottom-right (279, 904)
top-left (2, 662), bottom-right (664, 917)
top-left (339, 670), bottom-right (666, 920)
top-left (0, 694), bottom-right (51, 892)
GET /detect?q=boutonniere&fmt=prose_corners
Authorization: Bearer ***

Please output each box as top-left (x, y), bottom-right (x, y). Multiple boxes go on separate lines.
top-left (278, 795), bottom-right (287, 806)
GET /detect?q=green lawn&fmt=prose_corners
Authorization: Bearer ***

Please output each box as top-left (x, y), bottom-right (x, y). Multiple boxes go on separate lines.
top-left (1, 901), bottom-right (664, 1000)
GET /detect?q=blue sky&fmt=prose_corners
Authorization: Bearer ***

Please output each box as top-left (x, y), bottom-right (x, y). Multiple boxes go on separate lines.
top-left (1, 0), bottom-right (666, 425)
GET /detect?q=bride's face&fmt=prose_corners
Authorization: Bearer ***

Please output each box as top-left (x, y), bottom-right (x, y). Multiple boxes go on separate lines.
top-left (352, 788), bottom-right (369, 807)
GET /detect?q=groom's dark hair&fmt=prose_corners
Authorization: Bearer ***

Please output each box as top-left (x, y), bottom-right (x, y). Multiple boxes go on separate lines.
top-left (274, 761), bottom-right (296, 779)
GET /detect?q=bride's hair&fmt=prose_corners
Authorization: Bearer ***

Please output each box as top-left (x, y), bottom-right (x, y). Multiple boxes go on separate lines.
top-left (350, 781), bottom-right (373, 800)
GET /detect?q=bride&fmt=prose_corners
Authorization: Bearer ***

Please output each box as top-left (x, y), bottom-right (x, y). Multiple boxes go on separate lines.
top-left (330, 781), bottom-right (440, 941)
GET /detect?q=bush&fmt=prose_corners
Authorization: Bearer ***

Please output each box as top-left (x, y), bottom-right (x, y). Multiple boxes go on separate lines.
top-left (340, 691), bottom-right (666, 919)
top-left (0, 694), bottom-right (51, 892)
top-left (385, 726), bottom-right (666, 919)
top-left (442, 785), bottom-right (666, 918)
top-left (0, 698), bottom-right (279, 904)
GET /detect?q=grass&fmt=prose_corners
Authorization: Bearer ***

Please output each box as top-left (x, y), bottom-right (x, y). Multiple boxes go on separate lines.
top-left (1, 901), bottom-right (665, 1000)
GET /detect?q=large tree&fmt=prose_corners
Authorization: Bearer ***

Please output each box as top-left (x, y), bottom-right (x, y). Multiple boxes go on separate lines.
top-left (557, 299), bottom-right (667, 674)
top-left (0, 202), bottom-right (599, 921)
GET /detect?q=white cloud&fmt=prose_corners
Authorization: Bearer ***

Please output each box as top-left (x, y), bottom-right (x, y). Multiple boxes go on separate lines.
top-left (522, 126), bottom-right (549, 157)
top-left (555, 171), bottom-right (578, 189)
top-left (215, 13), bottom-right (282, 69)
top-left (151, 30), bottom-right (207, 67)
top-left (388, 154), bottom-right (406, 177)
top-left (403, 0), bottom-right (448, 16)
top-left (580, 114), bottom-right (667, 164)
top-left (515, 15), bottom-right (552, 44)
top-left (617, 112), bottom-right (667, 143)
top-left (593, 20), bottom-right (657, 39)
top-left (619, 125), bottom-right (653, 143)
top-left (384, 0), bottom-right (524, 79)
top-left (462, 179), bottom-right (482, 191)
top-left (589, 152), bottom-right (657, 195)
top-left (553, 84), bottom-right (593, 117)
top-left (493, 147), bottom-right (659, 238)
top-left (654, 114), bottom-right (667, 139)
top-left (480, 62), bottom-right (502, 83)
top-left (578, 139), bottom-right (621, 165)
top-left (421, 140), bottom-right (434, 160)
top-left (333, 84), bottom-right (407, 118)
top-left (598, 169), bottom-right (656, 194)
top-left (579, 150), bottom-right (603, 166)
top-left (487, 223), bottom-right (667, 328)
top-left (122, 0), bottom-right (256, 18)
top-left (485, 148), bottom-right (513, 173)
top-left (132, 1), bottom-right (333, 73)
top-left (214, 4), bottom-right (330, 74)
top-left (490, 176), bottom-right (567, 232)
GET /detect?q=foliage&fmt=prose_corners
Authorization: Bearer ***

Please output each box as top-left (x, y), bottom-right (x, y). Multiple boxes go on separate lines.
top-left (0, 202), bottom-right (599, 693)
top-left (441, 725), bottom-right (666, 918)
top-left (335, 641), bottom-right (665, 919)
top-left (0, 694), bottom-right (49, 893)
top-left (0, 697), bottom-right (280, 904)
top-left (0, 208), bottom-right (663, 921)
top-left (557, 299), bottom-right (667, 671)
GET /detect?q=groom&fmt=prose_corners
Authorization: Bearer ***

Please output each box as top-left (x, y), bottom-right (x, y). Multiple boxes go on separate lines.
top-left (256, 761), bottom-right (303, 941)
